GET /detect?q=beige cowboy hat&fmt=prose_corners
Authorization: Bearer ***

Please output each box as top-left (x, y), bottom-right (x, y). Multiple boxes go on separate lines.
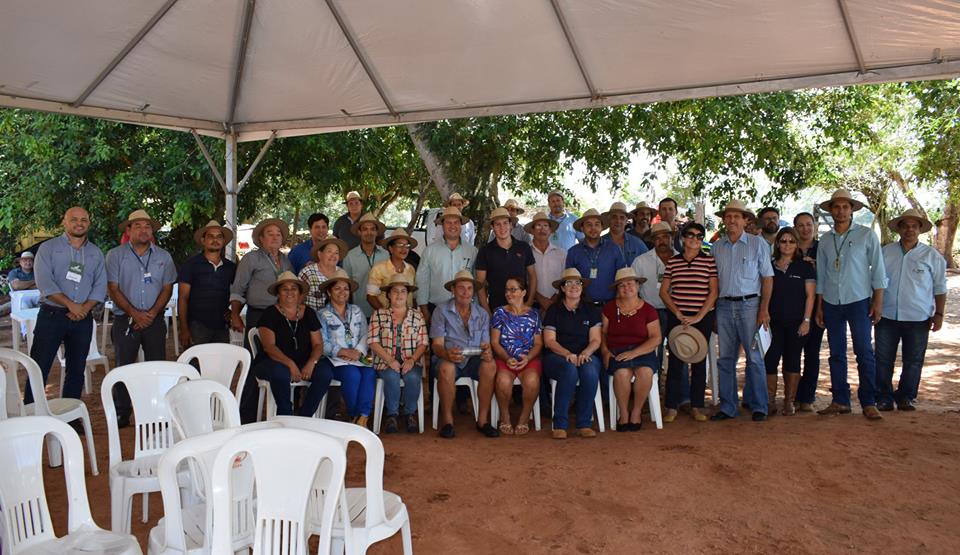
top-left (608, 267), bottom-right (647, 290)
top-left (319, 268), bottom-right (359, 293)
top-left (267, 271), bottom-right (309, 296)
top-left (668, 325), bottom-right (709, 364)
top-left (714, 200), bottom-right (756, 220)
top-left (573, 208), bottom-right (607, 232)
top-left (378, 227), bottom-right (419, 249)
top-left (193, 220), bottom-right (234, 245)
top-left (887, 208), bottom-right (933, 234)
top-left (444, 269), bottom-right (483, 292)
top-left (602, 202), bottom-right (631, 220)
top-left (488, 206), bottom-right (512, 225)
top-left (434, 206), bottom-right (470, 225)
top-left (648, 221), bottom-right (673, 237)
top-left (310, 237), bottom-right (348, 262)
top-left (349, 212), bottom-right (387, 237)
top-left (503, 198), bottom-right (525, 214)
top-left (344, 190), bottom-right (362, 203)
top-left (632, 201), bottom-right (658, 218)
top-left (118, 209), bottom-right (161, 232)
top-left (552, 267), bottom-right (592, 290)
top-left (444, 193), bottom-right (470, 208)
top-left (819, 189), bottom-right (865, 212)
top-left (523, 211), bottom-right (560, 234)
top-left (252, 218), bottom-right (290, 248)
top-left (381, 273), bottom-right (419, 295)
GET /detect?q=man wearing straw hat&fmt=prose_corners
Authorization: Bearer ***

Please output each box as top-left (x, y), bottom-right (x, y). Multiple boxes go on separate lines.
top-left (341, 213), bottom-right (389, 318)
top-left (487, 198), bottom-right (531, 243)
top-left (106, 209), bottom-right (178, 427)
top-left (603, 201), bottom-right (648, 266)
top-left (476, 206), bottom-right (537, 312)
top-left (177, 220), bottom-right (236, 347)
top-left (332, 190), bottom-right (364, 250)
top-left (814, 189), bottom-right (887, 420)
top-left (426, 193), bottom-right (477, 247)
top-left (875, 208), bottom-right (946, 412)
top-left (547, 190), bottom-right (582, 250)
top-left (527, 211), bottom-right (565, 312)
top-left (417, 206), bottom-right (477, 321)
top-left (629, 201), bottom-right (658, 247)
top-left (564, 208), bottom-right (625, 307)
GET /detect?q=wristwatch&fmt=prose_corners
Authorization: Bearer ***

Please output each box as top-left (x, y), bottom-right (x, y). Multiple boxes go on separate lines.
top-left (803, 317), bottom-right (811, 322)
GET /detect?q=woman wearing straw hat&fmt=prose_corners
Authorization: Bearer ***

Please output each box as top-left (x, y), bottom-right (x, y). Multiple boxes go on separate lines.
top-left (297, 237), bottom-right (347, 312)
top-left (367, 228), bottom-right (418, 311)
top-left (490, 276), bottom-right (543, 435)
top-left (318, 269), bottom-right (376, 427)
top-left (367, 273), bottom-right (429, 433)
top-left (252, 272), bottom-right (333, 417)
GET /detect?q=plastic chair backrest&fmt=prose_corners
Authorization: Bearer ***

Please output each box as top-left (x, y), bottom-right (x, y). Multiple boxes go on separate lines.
top-left (166, 379), bottom-right (242, 439)
top-left (0, 348), bottom-right (50, 418)
top-left (0, 416), bottom-right (94, 553)
top-left (9, 290), bottom-right (40, 312)
top-left (210, 427), bottom-right (346, 555)
top-left (247, 328), bottom-right (261, 359)
top-left (176, 343), bottom-right (251, 399)
top-left (57, 320), bottom-right (103, 365)
top-left (100, 361), bottom-right (200, 469)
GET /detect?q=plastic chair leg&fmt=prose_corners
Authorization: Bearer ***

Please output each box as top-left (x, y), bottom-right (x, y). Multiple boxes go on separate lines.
top-left (373, 378), bottom-right (385, 433)
top-left (431, 378), bottom-right (439, 430)
top-left (81, 405), bottom-right (99, 475)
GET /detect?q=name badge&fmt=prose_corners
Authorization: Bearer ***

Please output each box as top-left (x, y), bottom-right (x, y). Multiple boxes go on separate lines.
top-left (66, 261), bottom-right (84, 283)
top-left (589, 267), bottom-right (598, 279)
top-left (143, 272), bottom-right (153, 284)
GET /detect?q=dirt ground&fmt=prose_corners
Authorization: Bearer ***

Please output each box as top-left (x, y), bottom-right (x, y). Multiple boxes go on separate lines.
top-left (7, 276), bottom-right (960, 554)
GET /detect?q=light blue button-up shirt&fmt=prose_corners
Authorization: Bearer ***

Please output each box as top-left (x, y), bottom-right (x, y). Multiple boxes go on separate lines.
top-left (549, 211), bottom-right (583, 250)
top-left (816, 223), bottom-right (887, 305)
top-left (602, 231), bottom-right (649, 266)
top-left (881, 241), bottom-right (946, 321)
top-left (341, 244), bottom-right (389, 317)
top-left (105, 243), bottom-right (177, 314)
top-left (35, 234), bottom-right (107, 307)
top-left (712, 232), bottom-right (773, 297)
top-left (415, 240), bottom-right (477, 306)
top-left (318, 303), bottom-right (369, 366)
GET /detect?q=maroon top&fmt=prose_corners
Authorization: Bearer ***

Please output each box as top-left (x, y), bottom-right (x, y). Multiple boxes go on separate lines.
top-left (602, 300), bottom-right (659, 351)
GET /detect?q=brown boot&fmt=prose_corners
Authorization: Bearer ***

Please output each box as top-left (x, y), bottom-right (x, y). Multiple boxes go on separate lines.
top-left (782, 373), bottom-right (800, 416)
top-left (766, 375), bottom-right (778, 416)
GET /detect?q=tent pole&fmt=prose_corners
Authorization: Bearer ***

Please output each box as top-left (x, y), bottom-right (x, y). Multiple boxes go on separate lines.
top-left (224, 133), bottom-right (239, 260)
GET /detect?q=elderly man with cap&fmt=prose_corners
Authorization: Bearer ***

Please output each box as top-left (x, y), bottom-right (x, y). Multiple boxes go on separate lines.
top-left (426, 193), bottom-right (477, 247)
top-left (366, 228), bottom-right (418, 311)
top-left (547, 190), bottom-right (582, 250)
top-left (814, 189), bottom-right (887, 420)
top-left (875, 209), bottom-right (946, 412)
top-left (487, 198), bottom-right (531, 243)
top-left (416, 207), bottom-right (477, 322)
top-left (431, 269), bottom-right (499, 438)
top-left (177, 220), bottom-right (236, 347)
top-left (106, 209), bottom-right (178, 427)
top-left (332, 191), bottom-right (364, 250)
top-left (476, 206), bottom-right (537, 313)
top-left (603, 201), bottom-right (649, 266)
top-left (629, 202), bottom-right (658, 248)
top-left (527, 211), bottom-right (565, 312)
top-left (341, 213), bottom-right (389, 318)
top-left (288, 212), bottom-right (330, 274)
top-left (710, 200), bottom-right (773, 422)
top-left (26, 206), bottom-right (106, 408)
top-left (564, 208), bottom-right (625, 308)
top-left (8, 250), bottom-right (36, 291)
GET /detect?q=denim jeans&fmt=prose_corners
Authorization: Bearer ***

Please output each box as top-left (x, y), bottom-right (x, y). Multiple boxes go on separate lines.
top-left (665, 311), bottom-right (715, 409)
top-left (379, 365), bottom-right (423, 416)
top-left (26, 306), bottom-right (93, 403)
top-left (796, 321), bottom-right (825, 405)
top-left (543, 352), bottom-right (601, 429)
top-left (716, 297), bottom-right (767, 416)
top-left (874, 317), bottom-right (930, 406)
top-left (253, 356), bottom-right (334, 416)
top-left (333, 364), bottom-right (376, 418)
top-left (822, 299), bottom-right (878, 407)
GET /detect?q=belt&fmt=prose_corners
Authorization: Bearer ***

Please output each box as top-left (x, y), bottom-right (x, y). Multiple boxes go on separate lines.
top-left (40, 304), bottom-right (69, 314)
top-left (721, 294), bottom-right (758, 302)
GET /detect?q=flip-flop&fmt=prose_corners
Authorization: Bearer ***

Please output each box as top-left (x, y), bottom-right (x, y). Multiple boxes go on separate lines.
top-left (515, 423), bottom-right (529, 435)
top-left (499, 422), bottom-right (514, 435)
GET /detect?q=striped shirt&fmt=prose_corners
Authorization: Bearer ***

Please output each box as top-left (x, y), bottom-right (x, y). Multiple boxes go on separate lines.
top-left (663, 252), bottom-right (717, 314)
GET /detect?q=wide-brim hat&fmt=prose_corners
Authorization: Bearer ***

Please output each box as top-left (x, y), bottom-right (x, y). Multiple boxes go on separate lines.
top-left (668, 326), bottom-right (709, 364)
top-left (488, 207), bottom-right (512, 225)
top-left (504, 199), bottom-right (525, 214)
top-left (382, 272), bottom-right (419, 295)
top-left (350, 213), bottom-right (387, 237)
top-left (118, 209), bottom-right (161, 232)
top-left (887, 208), bottom-right (933, 234)
top-left (267, 271), bottom-right (309, 296)
top-left (714, 200), bottom-right (756, 220)
top-left (444, 269), bottom-right (483, 292)
top-left (573, 208), bottom-right (608, 232)
top-left (632, 201), bottom-right (658, 218)
top-left (434, 206), bottom-right (469, 225)
top-left (252, 218), bottom-right (290, 248)
top-left (310, 237), bottom-right (348, 262)
top-left (319, 268), bottom-right (359, 293)
top-left (609, 267), bottom-right (647, 290)
top-left (193, 220), bottom-right (234, 245)
top-left (523, 211), bottom-right (560, 234)
top-left (378, 228), bottom-right (418, 249)
top-left (649, 221), bottom-right (673, 237)
top-left (552, 267), bottom-right (592, 290)
top-left (819, 189), bottom-right (865, 212)
top-left (602, 202), bottom-right (631, 220)
top-left (444, 193), bottom-right (470, 208)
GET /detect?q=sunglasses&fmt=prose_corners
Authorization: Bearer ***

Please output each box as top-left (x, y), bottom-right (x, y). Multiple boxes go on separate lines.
top-left (683, 233), bottom-right (704, 240)
top-left (778, 239), bottom-right (797, 244)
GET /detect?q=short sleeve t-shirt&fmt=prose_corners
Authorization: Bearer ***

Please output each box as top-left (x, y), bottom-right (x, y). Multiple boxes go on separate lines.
top-left (475, 239), bottom-right (536, 309)
top-left (602, 300), bottom-right (659, 352)
top-left (769, 259), bottom-right (816, 322)
top-left (663, 252), bottom-right (717, 315)
top-left (543, 301), bottom-right (601, 354)
top-left (491, 306), bottom-right (541, 359)
top-left (257, 305), bottom-right (321, 367)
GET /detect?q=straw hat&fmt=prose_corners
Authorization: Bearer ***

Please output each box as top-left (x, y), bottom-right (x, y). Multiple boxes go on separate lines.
top-left (608, 267), bottom-right (647, 290)
top-left (819, 189), bottom-right (865, 212)
top-left (503, 199), bottom-right (525, 214)
top-left (523, 211), bottom-right (559, 234)
top-left (434, 206), bottom-right (469, 225)
top-left (602, 202), bottom-right (631, 220)
top-left (267, 271), bottom-right (308, 296)
top-left (193, 220), bottom-right (234, 245)
top-left (381, 273), bottom-right (419, 295)
top-left (349, 213), bottom-right (387, 236)
top-left (488, 206), bottom-right (512, 224)
top-left (444, 193), bottom-right (470, 208)
top-left (573, 208), bottom-right (607, 232)
top-left (310, 237), bottom-right (348, 262)
top-left (887, 208), bottom-right (933, 233)
top-left (649, 221), bottom-right (673, 237)
top-left (668, 326), bottom-right (709, 363)
top-left (319, 268), bottom-right (359, 293)
top-left (444, 269), bottom-right (483, 292)
top-left (552, 267), bottom-right (592, 290)
top-left (252, 218), bottom-right (290, 248)
top-left (632, 201), bottom-right (658, 218)
top-left (379, 228), bottom-right (418, 249)
top-left (118, 209), bottom-right (161, 232)
top-left (714, 200), bottom-right (756, 220)
top-left (344, 190), bottom-right (362, 203)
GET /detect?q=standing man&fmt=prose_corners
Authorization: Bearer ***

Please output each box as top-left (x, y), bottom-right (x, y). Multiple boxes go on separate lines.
top-left (416, 207), bottom-right (476, 322)
top-left (603, 201), bottom-right (648, 266)
top-left (815, 189), bottom-right (887, 420)
top-left (875, 209), bottom-right (946, 412)
top-left (178, 220), bottom-right (236, 347)
top-left (758, 207), bottom-right (781, 251)
top-left (527, 211), bottom-right (565, 312)
top-left (547, 190), bottom-right (582, 250)
top-left (710, 200), bottom-right (773, 422)
top-left (341, 213), bottom-right (389, 318)
top-left (793, 212), bottom-right (824, 411)
top-left (476, 206), bottom-right (537, 312)
top-left (106, 209), bottom-right (177, 427)
top-left (629, 202), bottom-right (658, 248)
top-left (332, 191), bottom-right (364, 250)
top-left (288, 213), bottom-right (329, 274)
top-left (565, 208), bottom-right (625, 308)
top-left (426, 193), bottom-right (476, 247)
top-left (659, 197), bottom-right (683, 252)
top-left (26, 207), bottom-right (106, 407)
top-left (8, 251), bottom-right (36, 290)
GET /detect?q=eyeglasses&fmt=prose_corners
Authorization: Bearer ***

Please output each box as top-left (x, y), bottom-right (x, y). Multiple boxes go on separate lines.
top-left (778, 239), bottom-right (797, 244)
top-left (505, 287), bottom-right (524, 293)
top-left (392, 243), bottom-right (411, 249)
top-left (683, 233), bottom-right (704, 240)
top-left (563, 280), bottom-right (583, 287)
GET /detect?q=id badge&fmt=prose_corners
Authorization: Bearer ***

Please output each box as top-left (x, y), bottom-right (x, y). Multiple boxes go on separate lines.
top-left (66, 261), bottom-right (84, 283)
top-left (589, 267), bottom-right (598, 279)
top-left (143, 272), bottom-right (153, 284)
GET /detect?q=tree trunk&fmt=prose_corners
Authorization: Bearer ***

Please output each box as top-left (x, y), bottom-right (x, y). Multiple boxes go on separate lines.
top-left (935, 194), bottom-right (959, 268)
top-left (291, 206), bottom-right (300, 240)
top-left (407, 180), bottom-right (431, 233)
top-left (406, 124), bottom-right (454, 200)
top-left (888, 170), bottom-right (929, 221)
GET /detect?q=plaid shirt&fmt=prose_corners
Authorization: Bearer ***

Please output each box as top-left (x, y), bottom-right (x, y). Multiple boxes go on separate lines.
top-left (298, 262), bottom-right (330, 312)
top-left (367, 307), bottom-right (428, 370)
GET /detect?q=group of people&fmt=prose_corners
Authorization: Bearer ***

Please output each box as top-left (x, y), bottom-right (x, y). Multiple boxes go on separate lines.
top-left (22, 186), bottom-right (946, 440)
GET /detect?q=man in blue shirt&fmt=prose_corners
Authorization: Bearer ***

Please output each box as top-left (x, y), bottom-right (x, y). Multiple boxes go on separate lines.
top-left (547, 190), bottom-right (582, 250)
top-left (815, 189), bottom-right (887, 420)
top-left (178, 220), bottom-right (237, 347)
top-left (565, 208), bottom-right (625, 306)
top-left (288, 213), bottom-right (329, 274)
top-left (602, 201), bottom-right (648, 266)
top-left (875, 209), bottom-right (946, 412)
top-left (8, 251), bottom-right (36, 290)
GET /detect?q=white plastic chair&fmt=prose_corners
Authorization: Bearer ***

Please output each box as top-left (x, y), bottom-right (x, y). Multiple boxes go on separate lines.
top-left (210, 427), bottom-right (346, 555)
top-left (372, 376), bottom-right (425, 434)
top-left (166, 379), bottom-right (242, 440)
top-left (490, 376), bottom-right (541, 431)
top-left (608, 373), bottom-right (663, 430)
top-left (101, 361), bottom-right (200, 533)
top-left (548, 378), bottom-right (606, 433)
top-left (274, 416), bottom-right (413, 555)
top-left (177, 344), bottom-right (251, 428)
top-left (166, 284), bottom-right (180, 355)
top-left (0, 348), bottom-right (99, 475)
top-left (9, 290), bottom-right (40, 341)
top-left (248, 328), bottom-right (339, 420)
top-left (0, 416), bottom-right (141, 555)
top-left (431, 376), bottom-right (479, 429)
top-left (53, 318), bottom-right (109, 396)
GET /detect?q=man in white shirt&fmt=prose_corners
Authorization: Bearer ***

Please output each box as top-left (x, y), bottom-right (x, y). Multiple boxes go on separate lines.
top-left (527, 211), bottom-right (565, 312)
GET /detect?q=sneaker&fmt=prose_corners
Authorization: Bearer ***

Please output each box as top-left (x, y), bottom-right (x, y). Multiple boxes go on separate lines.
top-left (438, 423), bottom-right (456, 439)
top-left (897, 401), bottom-right (916, 412)
top-left (877, 401), bottom-right (895, 412)
top-left (817, 403), bottom-right (852, 416)
top-left (405, 413), bottom-right (419, 433)
top-left (863, 406), bottom-right (884, 421)
top-left (384, 416), bottom-right (399, 434)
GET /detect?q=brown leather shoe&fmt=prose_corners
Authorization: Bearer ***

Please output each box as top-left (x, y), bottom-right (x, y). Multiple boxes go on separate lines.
top-left (796, 402), bottom-right (815, 413)
top-left (552, 429), bottom-right (567, 440)
top-left (577, 428), bottom-right (597, 438)
top-left (863, 406), bottom-right (884, 421)
top-left (817, 403), bottom-right (852, 415)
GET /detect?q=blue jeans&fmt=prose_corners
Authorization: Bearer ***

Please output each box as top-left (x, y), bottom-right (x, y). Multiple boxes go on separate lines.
top-left (796, 321), bottom-right (825, 405)
top-left (822, 299), bottom-right (878, 407)
top-left (27, 306), bottom-right (93, 403)
top-left (716, 298), bottom-right (767, 416)
top-left (333, 364), bottom-right (376, 417)
top-left (378, 365), bottom-right (423, 416)
top-left (543, 352), bottom-right (600, 429)
top-left (253, 356), bottom-right (334, 416)
top-left (874, 317), bottom-right (930, 406)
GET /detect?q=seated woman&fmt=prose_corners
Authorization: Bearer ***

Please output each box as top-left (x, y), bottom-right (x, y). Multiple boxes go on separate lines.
top-left (543, 268), bottom-right (602, 439)
top-left (367, 273), bottom-right (429, 434)
top-left (252, 271), bottom-right (333, 416)
top-left (318, 269), bottom-right (376, 428)
top-left (490, 276), bottom-right (543, 436)
top-left (602, 267), bottom-right (662, 431)
top-left (298, 237), bottom-right (347, 311)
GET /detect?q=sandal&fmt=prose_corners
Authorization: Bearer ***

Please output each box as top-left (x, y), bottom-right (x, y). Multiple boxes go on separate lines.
top-left (498, 422), bottom-right (514, 435)
top-left (515, 423), bottom-right (530, 435)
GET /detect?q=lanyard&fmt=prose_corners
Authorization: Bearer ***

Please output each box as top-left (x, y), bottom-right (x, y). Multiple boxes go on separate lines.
top-left (128, 244), bottom-right (153, 274)
top-left (587, 241), bottom-right (602, 270)
top-left (832, 230), bottom-right (851, 270)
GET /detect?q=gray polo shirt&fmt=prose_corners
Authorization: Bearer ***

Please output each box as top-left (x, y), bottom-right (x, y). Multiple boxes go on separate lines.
top-left (229, 248), bottom-right (292, 310)
top-left (34, 233), bottom-right (107, 307)
top-left (106, 243), bottom-right (177, 314)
